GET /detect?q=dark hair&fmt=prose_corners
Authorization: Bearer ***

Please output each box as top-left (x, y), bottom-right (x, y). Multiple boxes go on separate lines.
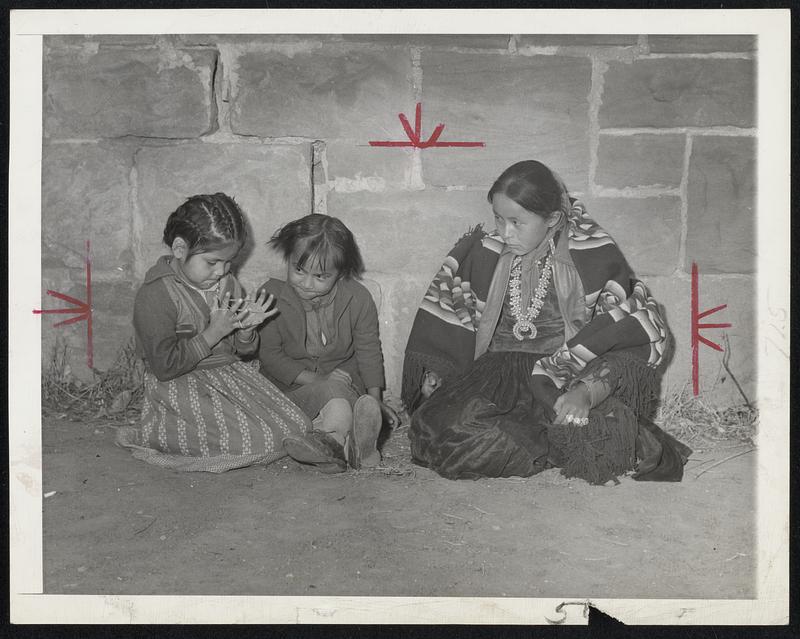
top-left (487, 160), bottom-right (564, 218)
top-left (162, 193), bottom-right (247, 254)
top-left (269, 214), bottom-right (365, 280)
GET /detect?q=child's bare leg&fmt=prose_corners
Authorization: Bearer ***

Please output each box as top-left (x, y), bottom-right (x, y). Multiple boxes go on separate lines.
top-left (316, 397), bottom-right (353, 446)
top-left (347, 395), bottom-right (382, 469)
top-left (283, 398), bottom-right (350, 473)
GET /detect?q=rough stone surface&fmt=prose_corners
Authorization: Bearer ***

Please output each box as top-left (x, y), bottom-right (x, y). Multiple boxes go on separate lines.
top-left (326, 189), bottom-right (491, 278)
top-left (42, 142), bottom-right (134, 271)
top-left (647, 35), bottom-right (756, 53)
top-left (90, 282), bottom-right (138, 371)
top-left (44, 45), bottom-right (218, 139)
top-left (595, 134), bottom-right (685, 189)
top-left (584, 196), bottom-right (681, 276)
top-left (231, 49), bottom-right (414, 139)
top-left (324, 140), bottom-right (413, 192)
top-left (519, 35), bottom-right (638, 47)
top-left (600, 59), bottom-right (755, 128)
top-left (647, 275), bottom-right (756, 404)
top-left (421, 52), bottom-right (592, 190)
top-left (40, 269), bottom-right (137, 378)
top-left (40, 269), bottom-right (85, 379)
top-left (46, 35), bottom-right (159, 47)
top-left (364, 271), bottom-right (433, 394)
top-left (38, 278), bottom-right (138, 377)
top-left (36, 36), bottom-right (759, 405)
top-left (180, 34), bottom-right (347, 47)
top-left (134, 143), bottom-right (312, 292)
top-left (686, 136), bottom-right (755, 274)
top-left (342, 34), bottom-right (511, 49)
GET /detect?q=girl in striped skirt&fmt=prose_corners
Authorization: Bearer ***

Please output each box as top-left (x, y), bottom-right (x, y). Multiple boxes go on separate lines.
top-left (117, 193), bottom-right (310, 472)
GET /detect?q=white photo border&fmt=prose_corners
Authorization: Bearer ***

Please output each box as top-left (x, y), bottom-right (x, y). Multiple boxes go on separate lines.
top-left (9, 8), bottom-right (791, 625)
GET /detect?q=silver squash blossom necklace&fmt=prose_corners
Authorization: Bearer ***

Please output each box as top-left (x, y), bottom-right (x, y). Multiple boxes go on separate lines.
top-left (508, 238), bottom-right (555, 341)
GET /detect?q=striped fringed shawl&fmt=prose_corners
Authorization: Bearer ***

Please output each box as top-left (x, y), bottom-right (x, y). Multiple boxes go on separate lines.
top-left (401, 200), bottom-right (669, 412)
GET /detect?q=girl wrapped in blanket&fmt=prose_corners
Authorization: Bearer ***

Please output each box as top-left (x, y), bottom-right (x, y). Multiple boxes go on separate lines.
top-left (257, 214), bottom-right (399, 474)
top-left (119, 193), bottom-right (310, 472)
top-left (402, 161), bottom-right (691, 484)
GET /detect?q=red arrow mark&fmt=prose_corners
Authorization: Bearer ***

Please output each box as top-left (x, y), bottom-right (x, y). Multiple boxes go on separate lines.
top-left (691, 261), bottom-right (732, 396)
top-left (34, 240), bottom-right (93, 368)
top-left (369, 102), bottom-right (485, 148)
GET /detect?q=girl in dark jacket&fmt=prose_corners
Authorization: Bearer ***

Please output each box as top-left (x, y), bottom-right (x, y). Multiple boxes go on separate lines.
top-left (258, 214), bottom-right (398, 473)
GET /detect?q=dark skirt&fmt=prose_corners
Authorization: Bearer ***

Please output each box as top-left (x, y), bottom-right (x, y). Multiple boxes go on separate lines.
top-left (409, 351), bottom-right (552, 479)
top-left (409, 350), bottom-right (643, 482)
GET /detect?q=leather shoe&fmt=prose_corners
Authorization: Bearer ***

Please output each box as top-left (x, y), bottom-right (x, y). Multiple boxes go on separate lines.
top-left (283, 431), bottom-right (347, 474)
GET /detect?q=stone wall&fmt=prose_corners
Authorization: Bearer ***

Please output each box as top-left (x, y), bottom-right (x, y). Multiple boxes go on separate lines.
top-left (41, 34), bottom-right (756, 404)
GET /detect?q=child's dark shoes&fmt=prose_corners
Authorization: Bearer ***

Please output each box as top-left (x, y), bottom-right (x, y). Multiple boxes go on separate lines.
top-left (347, 395), bottom-right (382, 470)
top-left (282, 431), bottom-right (347, 474)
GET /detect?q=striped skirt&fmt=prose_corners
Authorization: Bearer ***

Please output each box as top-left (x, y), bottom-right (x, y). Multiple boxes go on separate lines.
top-left (117, 361), bottom-right (310, 472)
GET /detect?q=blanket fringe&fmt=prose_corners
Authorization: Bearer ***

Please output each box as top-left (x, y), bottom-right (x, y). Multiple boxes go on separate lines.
top-left (547, 354), bottom-right (660, 484)
top-left (547, 398), bottom-right (638, 485)
top-left (452, 223), bottom-right (485, 250)
top-left (599, 351), bottom-right (661, 418)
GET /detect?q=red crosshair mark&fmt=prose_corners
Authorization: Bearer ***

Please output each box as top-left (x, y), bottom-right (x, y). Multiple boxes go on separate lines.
top-left (369, 102), bottom-right (485, 148)
top-left (33, 240), bottom-right (93, 369)
top-left (691, 261), bottom-right (731, 396)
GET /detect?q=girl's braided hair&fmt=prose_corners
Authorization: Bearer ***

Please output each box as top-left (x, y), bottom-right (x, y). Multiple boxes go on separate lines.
top-left (162, 193), bottom-right (247, 254)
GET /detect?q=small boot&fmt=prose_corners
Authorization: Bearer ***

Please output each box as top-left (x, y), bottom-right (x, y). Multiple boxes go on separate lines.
top-left (283, 431), bottom-right (347, 474)
top-left (346, 395), bottom-right (382, 470)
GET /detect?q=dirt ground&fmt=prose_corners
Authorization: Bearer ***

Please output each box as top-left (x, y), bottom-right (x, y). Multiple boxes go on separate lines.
top-left (42, 413), bottom-right (756, 599)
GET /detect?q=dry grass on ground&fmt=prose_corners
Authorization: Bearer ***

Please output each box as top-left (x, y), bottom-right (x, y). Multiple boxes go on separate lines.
top-left (42, 339), bottom-right (145, 424)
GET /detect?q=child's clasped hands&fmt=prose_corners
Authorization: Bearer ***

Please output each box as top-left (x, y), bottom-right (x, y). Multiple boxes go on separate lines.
top-left (208, 290), bottom-right (278, 339)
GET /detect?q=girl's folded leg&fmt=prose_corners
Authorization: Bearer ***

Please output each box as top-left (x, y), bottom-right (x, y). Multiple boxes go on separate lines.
top-left (347, 395), bottom-right (382, 470)
top-left (283, 397), bottom-right (352, 472)
top-left (317, 397), bottom-right (353, 445)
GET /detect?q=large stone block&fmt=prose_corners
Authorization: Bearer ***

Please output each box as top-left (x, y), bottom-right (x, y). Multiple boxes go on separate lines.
top-left (181, 34), bottom-right (344, 47)
top-left (230, 49), bottom-right (414, 139)
top-left (324, 139), bottom-right (413, 192)
top-left (38, 275), bottom-right (89, 380)
top-left (90, 282), bottom-right (138, 372)
top-left (326, 189), bottom-right (492, 277)
top-left (596, 133), bottom-right (685, 189)
top-left (42, 142), bottom-right (134, 272)
top-left (134, 143), bottom-right (312, 293)
top-left (600, 59), bottom-right (755, 128)
top-left (40, 265), bottom-right (137, 378)
top-left (44, 44), bottom-right (217, 139)
top-left (342, 34), bottom-right (511, 49)
top-left (519, 35), bottom-right (638, 47)
top-left (363, 271), bottom-right (434, 396)
top-left (647, 35), bottom-right (756, 53)
top-left (584, 196), bottom-right (681, 276)
top-left (46, 35), bottom-right (158, 47)
top-left (186, 34), bottom-right (509, 49)
top-left (685, 136), bottom-right (755, 274)
top-left (420, 52), bottom-right (592, 190)
top-left (647, 275), bottom-right (756, 406)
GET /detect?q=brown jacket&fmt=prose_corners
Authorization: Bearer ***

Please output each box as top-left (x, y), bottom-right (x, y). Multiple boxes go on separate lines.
top-left (257, 277), bottom-right (385, 394)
